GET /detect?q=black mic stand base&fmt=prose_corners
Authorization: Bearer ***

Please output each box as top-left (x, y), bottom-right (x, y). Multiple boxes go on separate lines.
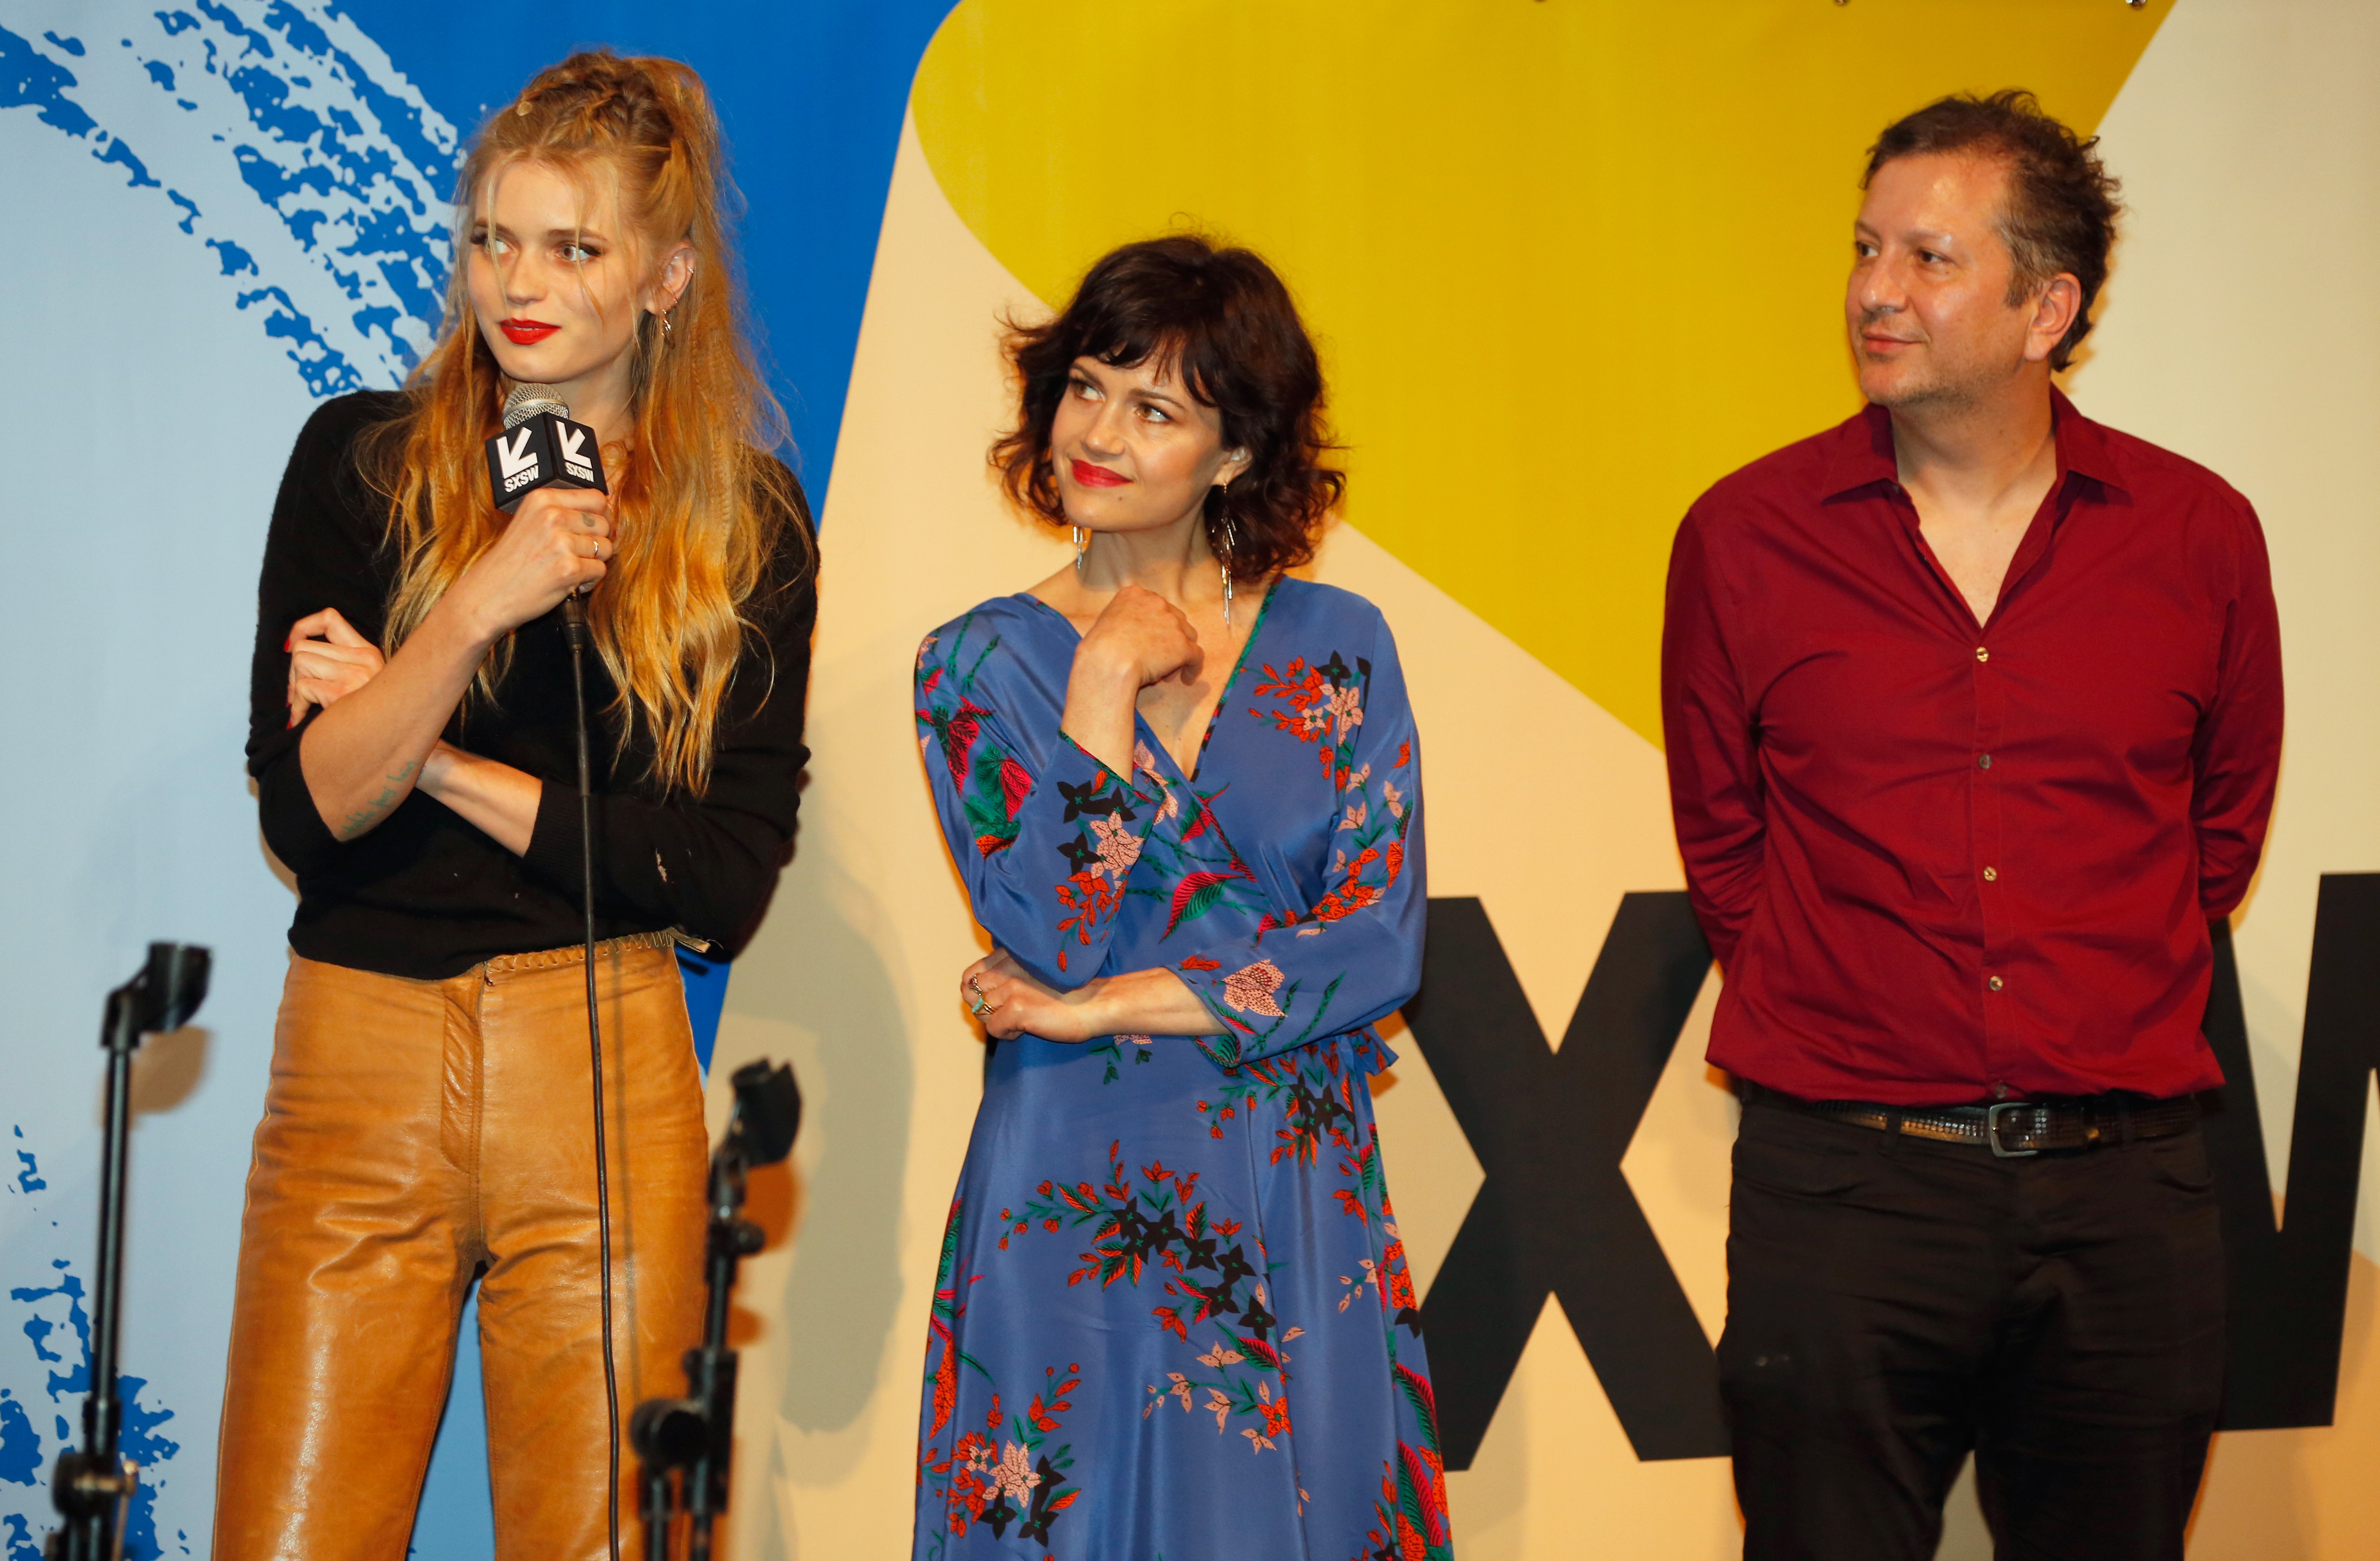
top-left (631, 1060), bottom-right (799, 1561)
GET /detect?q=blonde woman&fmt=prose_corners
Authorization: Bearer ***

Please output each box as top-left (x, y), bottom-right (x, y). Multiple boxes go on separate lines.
top-left (217, 51), bottom-right (813, 1560)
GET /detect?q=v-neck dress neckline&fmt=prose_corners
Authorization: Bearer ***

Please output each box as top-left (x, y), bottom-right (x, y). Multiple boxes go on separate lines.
top-left (1015, 581), bottom-right (1280, 787)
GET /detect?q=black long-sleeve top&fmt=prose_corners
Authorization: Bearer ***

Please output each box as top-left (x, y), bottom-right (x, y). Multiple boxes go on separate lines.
top-left (246, 389), bottom-right (816, 980)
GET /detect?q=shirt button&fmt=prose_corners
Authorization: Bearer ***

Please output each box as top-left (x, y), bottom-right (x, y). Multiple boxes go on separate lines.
top-left (1977, 753), bottom-right (1993, 769)
top-left (1983, 866), bottom-right (1999, 882)
top-left (1988, 975), bottom-right (2005, 991)
top-left (1976, 646), bottom-right (1990, 663)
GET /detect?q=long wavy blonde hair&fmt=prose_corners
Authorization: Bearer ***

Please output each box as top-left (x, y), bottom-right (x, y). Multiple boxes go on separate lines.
top-left (365, 50), bottom-right (806, 796)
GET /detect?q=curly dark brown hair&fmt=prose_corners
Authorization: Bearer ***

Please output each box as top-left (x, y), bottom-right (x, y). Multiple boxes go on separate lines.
top-left (992, 235), bottom-right (1343, 581)
top-left (1865, 89), bottom-right (2124, 371)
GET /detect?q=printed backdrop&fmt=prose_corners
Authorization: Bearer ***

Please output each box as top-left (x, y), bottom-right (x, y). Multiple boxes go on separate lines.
top-left (3, 2), bottom-right (2374, 1557)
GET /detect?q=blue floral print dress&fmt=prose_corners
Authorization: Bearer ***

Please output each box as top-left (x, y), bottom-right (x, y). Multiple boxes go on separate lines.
top-left (910, 580), bottom-right (1452, 1561)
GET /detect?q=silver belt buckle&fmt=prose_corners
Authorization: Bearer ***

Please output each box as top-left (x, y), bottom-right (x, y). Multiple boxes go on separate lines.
top-left (1985, 1101), bottom-right (2039, 1159)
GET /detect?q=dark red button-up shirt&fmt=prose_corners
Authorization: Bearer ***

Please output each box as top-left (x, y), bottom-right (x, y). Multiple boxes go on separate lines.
top-left (1662, 392), bottom-right (2282, 1105)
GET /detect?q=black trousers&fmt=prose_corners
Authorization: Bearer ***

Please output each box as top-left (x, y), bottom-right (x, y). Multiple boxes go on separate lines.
top-left (1720, 1097), bottom-right (2226, 1561)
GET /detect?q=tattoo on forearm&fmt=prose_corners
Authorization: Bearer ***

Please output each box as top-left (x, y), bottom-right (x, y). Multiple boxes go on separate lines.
top-left (337, 760), bottom-right (419, 840)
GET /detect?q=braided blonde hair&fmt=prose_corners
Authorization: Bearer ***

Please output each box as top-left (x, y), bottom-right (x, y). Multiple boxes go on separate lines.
top-left (367, 49), bottom-right (806, 796)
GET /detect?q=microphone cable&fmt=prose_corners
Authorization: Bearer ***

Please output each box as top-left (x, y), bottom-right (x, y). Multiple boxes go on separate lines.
top-left (562, 588), bottom-right (624, 1561)
top-left (495, 383), bottom-right (623, 1561)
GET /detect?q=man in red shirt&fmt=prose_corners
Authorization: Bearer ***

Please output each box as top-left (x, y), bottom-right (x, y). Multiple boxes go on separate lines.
top-left (1662, 91), bottom-right (2282, 1559)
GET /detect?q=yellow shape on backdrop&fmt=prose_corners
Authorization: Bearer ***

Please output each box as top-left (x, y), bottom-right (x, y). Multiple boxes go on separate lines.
top-left (912, 0), bottom-right (2170, 746)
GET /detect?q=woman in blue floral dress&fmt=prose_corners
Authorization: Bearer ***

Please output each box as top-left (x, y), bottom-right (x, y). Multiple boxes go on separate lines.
top-left (910, 237), bottom-right (1452, 1561)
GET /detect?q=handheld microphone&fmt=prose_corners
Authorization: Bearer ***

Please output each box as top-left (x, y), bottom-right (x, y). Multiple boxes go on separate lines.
top-left (488, 382), bottom-right (624, 1561)
top-left (488, 383), bottom-right (609, 643)
top-left (488, 382), bottom-right (608, 513)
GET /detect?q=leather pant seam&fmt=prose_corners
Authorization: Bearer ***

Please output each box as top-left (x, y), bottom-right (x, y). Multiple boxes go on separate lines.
top-left (463, 968), bottom-right (489, 1264)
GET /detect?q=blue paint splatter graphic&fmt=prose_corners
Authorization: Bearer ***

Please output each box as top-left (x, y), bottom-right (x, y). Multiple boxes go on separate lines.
top-left (95, 133), bottom-right (160, 187)
top-left (0, 27), bottom-right (98, 135)
top-left (208, 235), bottom-right (259, 275)
top-left (0, 2), bottom-right (457, 394)
top-left (1, 1145), bottom-right (182, 1558)
top-left (17, 1263), bottom-right (90, 1401)
top-left (111, 1376), bottom-right (183, 1561)
top-left (0, 1395), bottom-right (37, 1486)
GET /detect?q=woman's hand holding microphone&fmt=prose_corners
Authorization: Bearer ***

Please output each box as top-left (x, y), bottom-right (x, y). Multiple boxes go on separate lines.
top-left (443, 485), bottom-right (615, 646)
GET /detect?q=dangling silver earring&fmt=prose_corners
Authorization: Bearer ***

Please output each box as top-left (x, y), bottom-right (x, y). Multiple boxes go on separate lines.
top-left (659, 310), bottom-right (672, 342)
top-left (1072, 525), bottom-right (1087, 575)
top-left (1219, 515), bottom-right (1237, 626)
top-left (1216, 458), bottom-right (1247, 626)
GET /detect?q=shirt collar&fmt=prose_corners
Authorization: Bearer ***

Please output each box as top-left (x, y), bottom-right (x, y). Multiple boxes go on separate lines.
top-left (2048, 387), bottom-right (2129, 495)
top-left (1819, 387), bottom-right (2133, 500)
top-left (1818, 403), bottom-right (1900, 498)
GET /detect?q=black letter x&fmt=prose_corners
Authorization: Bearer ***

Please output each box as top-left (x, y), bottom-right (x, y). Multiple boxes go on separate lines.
top-left (1401, 893), bottom-right (1725, 1468)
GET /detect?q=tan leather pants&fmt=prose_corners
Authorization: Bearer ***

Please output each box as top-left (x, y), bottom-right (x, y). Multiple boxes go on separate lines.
top-left (213, 935), bottom-right (708, 1561)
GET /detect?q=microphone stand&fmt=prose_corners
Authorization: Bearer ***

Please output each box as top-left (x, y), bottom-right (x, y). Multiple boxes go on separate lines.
top-left (631, 1060), bottom-right (801, 1561)
top-left (48, 944), bottom-right (211, 1561)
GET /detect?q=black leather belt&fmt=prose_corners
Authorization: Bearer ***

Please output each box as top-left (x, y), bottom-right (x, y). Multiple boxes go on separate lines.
top-left (1742, 1082), bottom-right (2200, 1159)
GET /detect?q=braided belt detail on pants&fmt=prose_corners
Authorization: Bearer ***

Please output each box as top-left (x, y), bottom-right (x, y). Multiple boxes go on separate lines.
top-left (1745, 1083), bottom-right (2201, 1158)
top-left (480, 926), bottom-right (686, 974)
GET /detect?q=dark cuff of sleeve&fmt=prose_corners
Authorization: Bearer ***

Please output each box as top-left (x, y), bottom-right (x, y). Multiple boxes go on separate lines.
top-left (524, 781), bottom-right (592, 893)
top-left (256, 747), bottom-right (347, 879)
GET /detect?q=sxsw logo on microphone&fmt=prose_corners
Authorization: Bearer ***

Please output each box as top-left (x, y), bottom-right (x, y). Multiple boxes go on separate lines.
top-left (495, 426), bottom-right (543, 495)
top-left (484, 411), bottom-right (607, 513)
top-left (555, 422), bottom-right (595, 484)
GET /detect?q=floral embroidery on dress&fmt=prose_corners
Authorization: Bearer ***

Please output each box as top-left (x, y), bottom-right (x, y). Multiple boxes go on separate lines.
top-left (1221, 959), bottom-right (1287, 1016)
top-left (917, 631), bottom-right (1035, 860)
top-left (919, 1195), bottom-right (1087, 1554)
top-left (1196, 1040), bottom-right (1365, 1168)
top-left (1245, 654), bottom-right (1414, 942)
top-left (986, 1141), bottom-right (1321, 1460)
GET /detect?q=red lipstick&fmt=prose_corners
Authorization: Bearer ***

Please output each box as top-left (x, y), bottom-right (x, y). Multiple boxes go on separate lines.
top-left (1070, 458), bottom-right (1129, 489)
top-left (500, 318), bottom-right (560, 345)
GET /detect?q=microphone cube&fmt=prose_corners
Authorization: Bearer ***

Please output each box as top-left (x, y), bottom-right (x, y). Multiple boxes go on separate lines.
top-left (486, 410), bottom-right (608, 512)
